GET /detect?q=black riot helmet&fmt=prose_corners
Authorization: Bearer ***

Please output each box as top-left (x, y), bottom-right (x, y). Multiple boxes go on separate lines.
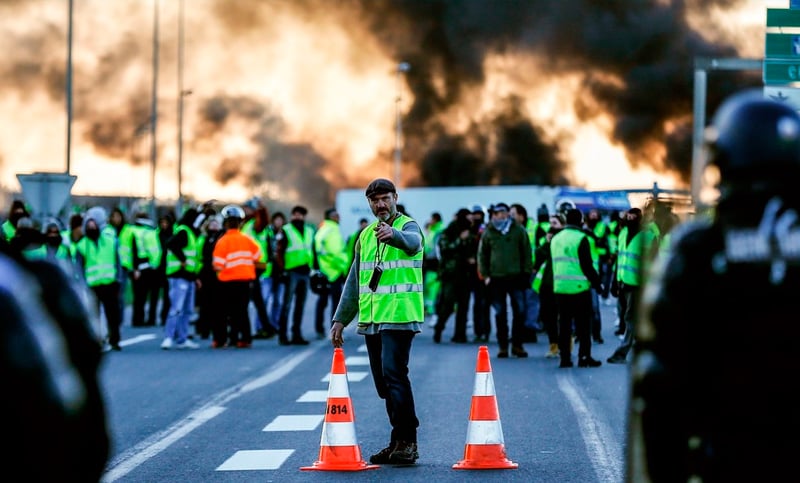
top-left (705, 90), bottom-right (800, 194)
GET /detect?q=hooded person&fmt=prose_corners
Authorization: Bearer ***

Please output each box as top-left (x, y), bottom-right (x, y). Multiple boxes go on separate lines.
top-left (74, 206), bottom-right (124, 351)
top-left (0, 231), bottom-right (111, 481)
top-left (10, 216), bottom-right (45, 258)
top-left (82, 206), bottom-right (108, 242)
top-left (40, 221), bottom-right (73, 274)
top-left (161, 207), bottom-right (202, 349)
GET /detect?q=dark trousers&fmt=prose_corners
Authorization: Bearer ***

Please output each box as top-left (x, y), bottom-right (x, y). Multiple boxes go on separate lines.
top-left (538, 287), bottom-right (559, 344)
top-left (365, 329), bottom-right (419, 444)
top-left (590, 287), bottom-right (602, 340)
top-left (92, 282), bottom-right (122, 346)
top-left (131, 269), bottom-right (160, 326)
top-left (556, 290), bottom-right (594, 362)
top-left (599, 259), bottom-right (613, 299)
top-left (250, 277), bottom-right (272, 334)
top-left (434, 275), bottom-right (470, 341)
top-left (315, 276), bottom-right (343, 335)
top-left (196, 273), bottom-right (221, 339)
top-left (279, 271), bottom-right (309, 341)
top-left (215, 280), bottom-right (252, 345)
top-left (468, 269), bottom-right (491, 338)
top-left (487, 277), bottom-right (526, 348)
top-left (610, 285), bottom-right (639, 360)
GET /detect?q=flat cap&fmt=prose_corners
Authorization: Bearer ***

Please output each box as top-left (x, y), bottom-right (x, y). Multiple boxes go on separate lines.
top-left (365, 178), bottom-right (396, 198)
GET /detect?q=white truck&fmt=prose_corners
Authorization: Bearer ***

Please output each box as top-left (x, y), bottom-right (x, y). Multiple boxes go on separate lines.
top-left (334, 184), bottom-right (630, 237)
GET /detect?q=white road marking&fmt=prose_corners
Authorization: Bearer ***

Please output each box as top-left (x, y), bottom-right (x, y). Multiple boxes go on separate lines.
top-left (297, 390), bottom-right (329, 402)
top-left (557, 374), bottom-right (623, 483)
top-left (345, 355), bottom-right (370, 366)
top-left (102, 345), bottom-right (320, 481)
top-left (262, 414), bottom-right (324, 431)
top-left (216, 449), bottom-right (295, 471)
top-left (119, 334), bottom-right (157, 347)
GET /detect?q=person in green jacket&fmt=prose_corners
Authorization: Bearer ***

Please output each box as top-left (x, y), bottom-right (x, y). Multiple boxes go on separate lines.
top-left (478, 202), bottom-right (534, 359)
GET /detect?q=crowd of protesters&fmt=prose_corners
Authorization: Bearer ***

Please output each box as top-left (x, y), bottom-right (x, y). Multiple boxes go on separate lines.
top-left (0, 197), bottom-right (354, 352)
top-left (0, 192), bottom-right (679, 361)
top-left (426, 197), bottom-right (679, 366)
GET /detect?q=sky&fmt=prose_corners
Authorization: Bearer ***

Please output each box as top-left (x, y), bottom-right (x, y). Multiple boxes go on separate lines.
top-left (0, 0), bottom-right (781, 212)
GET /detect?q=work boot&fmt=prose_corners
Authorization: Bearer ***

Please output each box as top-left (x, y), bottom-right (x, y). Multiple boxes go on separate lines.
top-left (496, 346), bottom-right (509, 358)
top-left (511, 345), bottom-right (528, 358)
top-left (578, 356), bottom-right (602, 368)
top-left (369, 442), bottom-right (397, 464)
top-left (545, 343), bottom-right (559, 358)
top-left (389, 441), bottom-right (419, 464)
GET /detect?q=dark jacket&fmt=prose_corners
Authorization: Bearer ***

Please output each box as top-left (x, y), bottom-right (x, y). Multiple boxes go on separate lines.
top-left (437, 219), bottom-right (473, 281)
top-left (477, 219), bottom-right (533, 283)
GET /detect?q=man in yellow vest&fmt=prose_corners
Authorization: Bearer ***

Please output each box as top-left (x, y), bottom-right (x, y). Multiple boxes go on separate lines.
top-left (551, 208), bottom-right (604, 368)
top-left (313, 207), bottom-right (349, 339)
top-left (161, 207), bottom-right (203, 350)
top-left (330, 178), bottom-right (423, 465)
top-left (606, 207), bottom-right (657, 364)
top-left (75, 207), bottom-right (124, 351)
top-left (278, 205), bottom-right (315, 345)
top-left (129, 212), bottom-right (162, 327)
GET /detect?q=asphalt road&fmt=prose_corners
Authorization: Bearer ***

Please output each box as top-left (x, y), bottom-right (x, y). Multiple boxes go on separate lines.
top-left (99, 295), bottom-right (629, 483)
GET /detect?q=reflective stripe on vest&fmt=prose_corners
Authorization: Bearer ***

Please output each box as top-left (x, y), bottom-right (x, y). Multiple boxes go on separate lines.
top-left (76, 236), bottom-right (118, 287)
top-left (283, 223), bottom-right (314, 270)
top-left (166, 225), bottom-right (199, 275)
top-left (315, 220), bottom-right (349, 281)
top-left (134, 226), bottom-right (161, 270)
top-left (357, 214), bottom-right (424, 324)
top-left (551, 228), bottom-right (590, 294)
top-left (617, 228), bottom-right (655, 286)
top-left (242, 219), bottom-right (272, 278)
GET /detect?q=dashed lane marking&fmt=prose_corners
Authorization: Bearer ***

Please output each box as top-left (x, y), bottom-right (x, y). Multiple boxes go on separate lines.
top-left (216, 449), bottom-right (295, 471)
top-left (297, 390), bottom-right (328, 402)
top-left (345, 355), bottom-right (370, 366)
top-left (102, 344), bottom-right (320, 481)
top-left (119, 334), bottom-right (157, 347)
top-left (262, 414), bottom-right (324, 432)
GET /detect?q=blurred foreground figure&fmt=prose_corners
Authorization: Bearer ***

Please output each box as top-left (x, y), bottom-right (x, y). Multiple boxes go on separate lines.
top-left (0, 240), bottom-right (110, 481)
top-left (628, 90), bottom-right (800, 481)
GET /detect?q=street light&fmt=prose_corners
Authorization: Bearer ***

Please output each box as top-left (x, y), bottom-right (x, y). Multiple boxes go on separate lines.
top-left (394, 61), bottom-right (410, 186)
top-left (149, 0), bottom-right (160, 219)
top-left (176, 0), bottom-right (185, 215)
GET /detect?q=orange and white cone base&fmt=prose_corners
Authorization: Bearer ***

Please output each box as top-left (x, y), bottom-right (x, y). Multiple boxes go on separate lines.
top-left (301, 347), bottom-right (379, 471)
top-left (453, 345), bottom-right (518, 470)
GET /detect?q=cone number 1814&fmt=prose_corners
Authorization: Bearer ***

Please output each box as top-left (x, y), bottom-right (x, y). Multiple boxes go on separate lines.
top-left (327, 403), bottom-right (349, 415)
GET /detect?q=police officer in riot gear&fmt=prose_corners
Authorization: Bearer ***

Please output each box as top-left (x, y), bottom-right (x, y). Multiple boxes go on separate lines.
top-left (628, 90), bottom-right (800, 481)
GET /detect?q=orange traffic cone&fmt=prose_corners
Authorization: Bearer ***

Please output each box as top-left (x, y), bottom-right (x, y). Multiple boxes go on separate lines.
top-left (301, 347), bottom-right (379, 471)
top-left (453, 345), bottom-right (518, 470)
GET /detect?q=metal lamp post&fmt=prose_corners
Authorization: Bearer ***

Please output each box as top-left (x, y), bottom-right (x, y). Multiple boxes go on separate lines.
top-left (176, 0), bottom-right (185, 215)
top-left (393, 61), bottom-right (410, 186)
top-left (149, 0), bottom-right (160, 219)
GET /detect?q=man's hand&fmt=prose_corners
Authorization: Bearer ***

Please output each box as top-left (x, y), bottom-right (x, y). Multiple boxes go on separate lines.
top-left (374, 222), bottom-right (393, 243)
top-left (331, 322), bottom-right (345, 348)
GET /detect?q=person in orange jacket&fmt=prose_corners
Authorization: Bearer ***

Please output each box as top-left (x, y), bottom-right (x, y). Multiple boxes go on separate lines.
top-left (212, 205), bottom-right (264, 348)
